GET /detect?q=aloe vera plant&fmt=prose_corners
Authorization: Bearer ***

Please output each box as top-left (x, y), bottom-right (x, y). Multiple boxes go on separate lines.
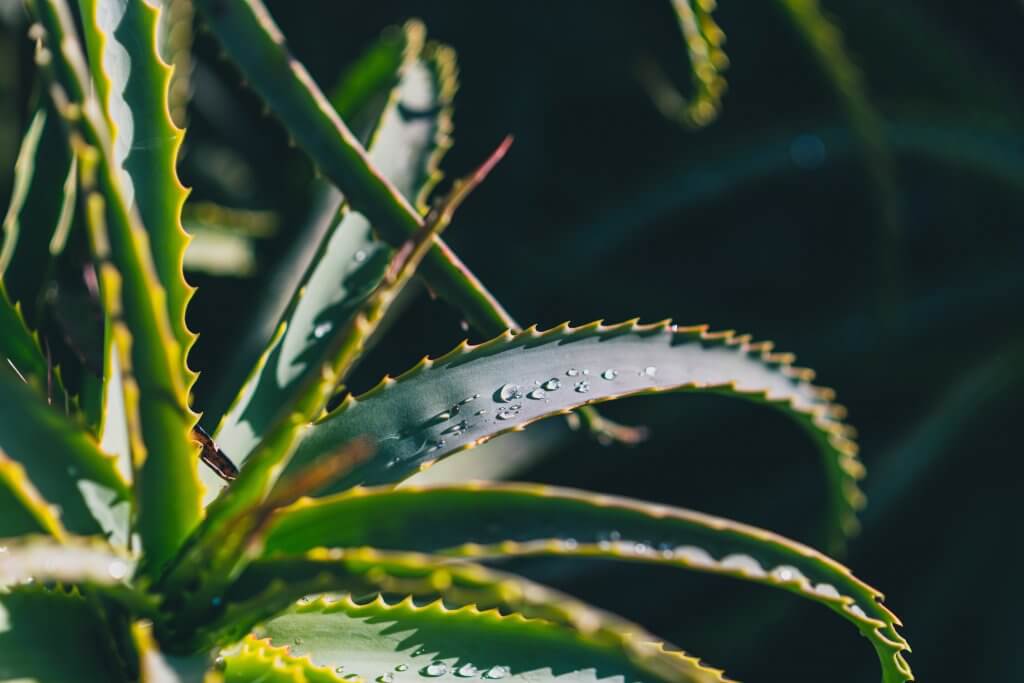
top-left (0, 0), bottom-right (915, 681)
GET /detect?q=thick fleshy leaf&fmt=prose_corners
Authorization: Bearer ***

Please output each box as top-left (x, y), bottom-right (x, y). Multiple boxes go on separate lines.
top-left (0, 370), bottom-right (129, 538)
top-left (0, 103), bottom-right (76, 328)
top-left (239, 594), bottom-right (724, 683)
top-left (31, 0), bottom-right (202, 569)
top-left (79, 0), bottom-right (198, 391)
top-left (211, 29), bottom-right (454, 486)
top-left (0, 586), bottom-right (124, 682)
top-left (262, 484), bottom-right (911, 683)
top-left (288, 320), bottom-right (863, 549)
top-left (0, 450), bottom-right (66, 539)
top-left (176, 549), bottom-right (731, 683)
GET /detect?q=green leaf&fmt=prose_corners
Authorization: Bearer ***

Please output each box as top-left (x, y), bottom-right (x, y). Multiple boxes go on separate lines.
top-left (30, 0), bottom-right (203, 569)
top-left (0, 103), bottom-right (76, 328)
top-left (288, 320), bottom-right (863, 548)
top-left (640, 0), bottom-right (728, 127)
top-left (132, 621), bottom-right (220, 683)
top-left (0, 370), bottom-right (129, 538)
top-left (222, 637), bottom-right (339, 683)
top-left (79, 0), bottom-right (199, 392)
top-left (184, 549), bottom-right (731, 683)
top-left (0, 450), bottom-right (66, 539)
top-left (262, 484), bottom-right (912, 683)
top-left (192, 0), bottom-right (515, 337)
top-left (210, 32), bottom-right (454, 485)
top-left (0, 281), bottom-right (57, 397)
top-left (0, 586), bottom-right (125, 682)
top-left (239, 594), bottom-right (723, 683)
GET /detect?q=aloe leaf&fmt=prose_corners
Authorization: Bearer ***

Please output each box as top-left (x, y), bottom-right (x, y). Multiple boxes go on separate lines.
top-left (289, 320), bottom-right (863, 547)
top-left (0, 370), bottom-right (129, 538)
top-left (79, 0), bottom-right (199, 394)
top-left (0, 103), bottom-right (76, 328)
top-left (132, 621), bottom-right (220, 683)
top-left (0, 281), bottom-right (57, 397)
top-left (30, 0), bottom-right (203, 569)
top-left (262, 484), bottom-right (911, 683)
top-left (0, 450), bottom-right (66, 539)
top-left (184, 549), bottom-right (731, 683)
top-left (222, 637), bottom-right (338, 683)
top-left (234, 595), bottom-right (721, 683)
top-left (210, 32), bottom-right (454, 488)
top-left (640, 0), bottom-right (728, 127)
top-left (0, 586), bottom-right (126, 682)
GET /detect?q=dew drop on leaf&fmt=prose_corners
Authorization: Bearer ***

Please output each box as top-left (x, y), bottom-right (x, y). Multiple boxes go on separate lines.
top-left (601, 369), bottom-right (618, 380)
top-left (565, 368), bottom-right (579, 377)
top-left (353, 249), bottom-right (368, 263)
top-left (313, 322), bottom-right (332, 339)
top-left (396, 665), bottom-right (410, 672)
top-left (455, 664), bottom-right (479, 678)
top-left (421, 662), bottom-right (448, 677)
top-left (542, 378), bottom-right (561, 391)
top-left (497, 383), bottom-right (523, 402)
top-left (378, 675), bottom-right (395, 683)
top-left (483, 666), bottom-right (509, 680)
top-left (574, 380), bottom-right (590, 393)
top-left (643, 366), bottom-right (657, 377)
top-left (527, 389), bottom-right (546, 399)
top-left (107, 560), bottom-right (128, 580)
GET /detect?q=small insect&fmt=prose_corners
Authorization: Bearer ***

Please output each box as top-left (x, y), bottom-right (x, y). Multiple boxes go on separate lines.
top-left (191, 424), bottom-right (239, 482)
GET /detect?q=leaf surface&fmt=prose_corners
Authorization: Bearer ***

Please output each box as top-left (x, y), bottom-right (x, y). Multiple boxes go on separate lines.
top-left (289, 320), bottom-right (864, 547)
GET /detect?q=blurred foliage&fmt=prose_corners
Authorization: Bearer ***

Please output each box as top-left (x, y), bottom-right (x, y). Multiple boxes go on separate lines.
top-left (1, 1), bottom-right (1021, 680)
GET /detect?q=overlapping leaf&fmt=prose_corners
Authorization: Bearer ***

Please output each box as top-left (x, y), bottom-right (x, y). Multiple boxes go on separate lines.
top-left (262, 484), bottom-right (911, 682)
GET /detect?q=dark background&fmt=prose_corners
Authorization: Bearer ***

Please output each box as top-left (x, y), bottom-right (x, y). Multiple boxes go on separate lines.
top-left (2, 1), bottom-right (1022, 680)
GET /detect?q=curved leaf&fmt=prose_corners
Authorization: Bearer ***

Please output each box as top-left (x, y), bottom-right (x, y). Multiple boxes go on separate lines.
top-left (182, 549), bottom-right (731, 683)
top-left (242, 594), bottom-right (725, 683)
top-left (262, 484), bottom-right (911, 683)
top-left (0, 586), bottom-right (125, 682)
top-left (0, 370), bottom-right (129, 538)
top-left (640, 0), bottom-right (728, 127)
top-left (0, 450), bottom-right (66, 539)
top-left (211, 30), bottom-right (454, 479)
top-left (0, 103), bottom-right (76, 328)
top-left (289, 320), bottom-right (863, 548)
top-left (30, 0), bottom-right (202, 569)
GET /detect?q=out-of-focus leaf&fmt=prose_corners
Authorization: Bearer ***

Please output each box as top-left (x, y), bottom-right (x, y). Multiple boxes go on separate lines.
top-left (0, 586), bottom-right (125, 682)
top-left (0, 450), bottom-right (66, 539)
top-left (289, 320), bottom-right (863, 549)
top-left (0, 104), bottom-right (76, 327)
top-left (132, 620), bottom-right (220, 683)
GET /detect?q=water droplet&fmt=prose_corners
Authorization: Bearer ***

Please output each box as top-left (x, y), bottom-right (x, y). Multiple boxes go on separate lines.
top-left (527, 389), bottom-right (546, 400)
top-left (498, 383), bottom-right (523, 402)
top-left (633, 542), bottom-right (649, 554)
top-left (442, 421), bottom-right (468, 435)
top-left (813, 583), bottom-right (840, 599)
top-left (345, 675), bottom-right (362, 682)
top-left (214, 657), bottom-right (226, 672)
top-left (421, 662), bottom-right (448, 677)
top-left (581, 368), bottom-right (589, 375)
top-left (434, 411), bottom-right (452, 422)
top-left (496, 410), bottom-right (516, 420)
top-left (459, 320), bottom-right (470, 332)
top-left (396, 665), bottom-right (410, 672)
top-left (563, 538), bottom-right (578, 550)
top-left (642, 366), bottom-right (657, 377)
top-left (313, 322), bottom-right (332, 339)
top-left (483, 666), bottom-right (509, 680)
top-left (849, 604), bottom-right (868, 619)
top-left (455, 664), bottom-right (479, 678)
top-left (565, 368), bottom-right (579, 377)
top-left (107, 560), bottom-right (128, 580)
top-left (608, 531), bottom-right (621, 541)
top-left (574, 380), bottom-right (590, 393)
top-left (427, 439), bottom-right (446, 452)
top-left (337, 666), bottom-right (346, 673)
top-left (720, 554), bottom-right (766, 577)
top-left (674, 545), bottom-right (714, 566)
top-left (542, 378), bottom-right (561, 391)
top-left (771, 565), bottom-right (803, 583)
top-left (294, 637), bottom-right (303, 645)
top-left (354, 249), bottom-right (368, 263)
top-left (474, 409), bottom-right (487, 416)
top-left (601, 369), bottom-right (617, 380)
top-left (378, 675), bottom-right (395, 683)
top-left (459, 394), bottom-right (480, 405)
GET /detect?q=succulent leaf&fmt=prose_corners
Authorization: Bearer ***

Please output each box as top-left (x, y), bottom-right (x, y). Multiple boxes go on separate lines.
top-left (238, 594), bottom-right (723, 683)
top-left (186, 549), bottom-right (732, 683)
top-left (262, 484), bottom-right (911, 683)
top-left (288, 320), bottom-right (863, 548)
